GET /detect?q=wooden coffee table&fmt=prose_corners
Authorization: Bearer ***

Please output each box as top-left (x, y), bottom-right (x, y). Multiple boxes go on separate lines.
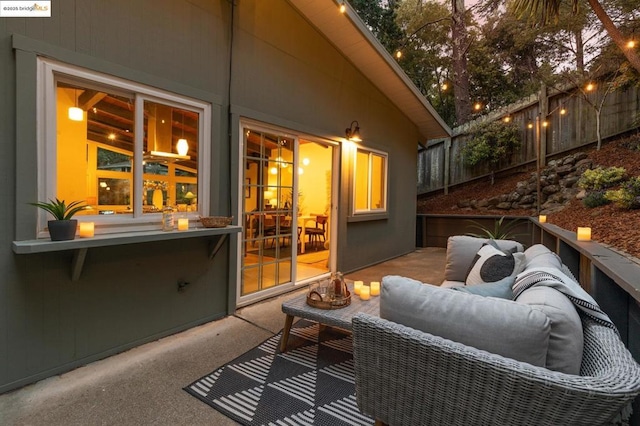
top-left (280, 282), bottom-right (380, 351)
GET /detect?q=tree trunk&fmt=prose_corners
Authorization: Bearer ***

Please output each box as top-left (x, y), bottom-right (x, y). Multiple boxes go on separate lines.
top-left (574, 29), bottom-right (584, 74)
top-left (587, 0), bottom-right (640, 74)
top-left (451, 0), bottom-right (471, 124)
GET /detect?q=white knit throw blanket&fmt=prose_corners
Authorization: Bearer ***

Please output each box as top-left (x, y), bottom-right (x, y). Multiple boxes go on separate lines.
top-left (513, 266), bottom-right (615, 329)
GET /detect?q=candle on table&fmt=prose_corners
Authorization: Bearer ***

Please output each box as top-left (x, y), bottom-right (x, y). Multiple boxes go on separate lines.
top-left (359, 285), bottom-right (371, 301)
top-left (539, 215), bottom-right (547, 223)
top-left (353, 280), bottom-right (363, 295)
top-left (178, 218), bottom-right (189, 231)
top-left (79, 222), bottom-right (94, 238)
top-left (577, 227), bottom-right (591, 241)
top-left (370, 281), bottom-right (380, 296)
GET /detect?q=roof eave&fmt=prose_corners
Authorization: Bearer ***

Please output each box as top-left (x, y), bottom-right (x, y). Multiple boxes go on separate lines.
top-left (287, 0), bottom-right (452, 141)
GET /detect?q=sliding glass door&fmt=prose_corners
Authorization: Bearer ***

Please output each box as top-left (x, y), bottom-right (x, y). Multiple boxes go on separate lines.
top-left (240, 123), bottom-right (334, 304)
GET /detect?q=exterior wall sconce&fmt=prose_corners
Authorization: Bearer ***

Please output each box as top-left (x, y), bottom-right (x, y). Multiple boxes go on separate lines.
top-left (345, 120), bottom-right (362, 142)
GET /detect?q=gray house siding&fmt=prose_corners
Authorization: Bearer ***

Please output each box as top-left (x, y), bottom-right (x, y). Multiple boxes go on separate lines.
top-left (1, 0), bottom-right (423, 392)
top-left (230, 1), bottom-right (419, 273)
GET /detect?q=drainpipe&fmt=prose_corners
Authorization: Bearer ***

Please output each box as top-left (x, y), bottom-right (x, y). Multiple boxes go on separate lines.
top-left (226, 0), bottom-right (237, 315)
top-left (227, 0), bottom-right (236, 215)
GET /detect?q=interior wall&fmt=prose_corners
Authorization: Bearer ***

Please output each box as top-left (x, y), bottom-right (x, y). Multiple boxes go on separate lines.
top-left (298, 143), bottom-right (332, 217)
top-left (57, 87), bottom-right (90, 203)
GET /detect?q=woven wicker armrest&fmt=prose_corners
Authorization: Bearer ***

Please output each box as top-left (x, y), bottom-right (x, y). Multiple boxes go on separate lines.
top-left (352, 313), bottom-right (640, 426)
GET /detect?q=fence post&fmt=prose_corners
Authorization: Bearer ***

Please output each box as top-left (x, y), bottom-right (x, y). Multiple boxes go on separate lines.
top-left (444, 138), bottom-right (451, 194)
top-left (539, 83), bottom-right (548, 165)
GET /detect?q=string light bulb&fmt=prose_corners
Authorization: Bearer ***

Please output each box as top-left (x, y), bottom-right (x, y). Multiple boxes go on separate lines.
top-left (339, 2), bottom-right (346, 13)
top-left (395, 50), bottom-right (402, 59)
top-left (628, 40), bottom-right (636, 49)
top-left (586, 82), bottom-right (595, 91)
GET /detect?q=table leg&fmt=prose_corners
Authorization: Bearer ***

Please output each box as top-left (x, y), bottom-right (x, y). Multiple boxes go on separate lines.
top-left (280, 314), bottom-right (295, 352)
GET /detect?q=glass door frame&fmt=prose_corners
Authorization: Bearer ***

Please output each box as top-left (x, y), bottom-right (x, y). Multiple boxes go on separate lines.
top-left (236, 119), bottom-right (338, 308)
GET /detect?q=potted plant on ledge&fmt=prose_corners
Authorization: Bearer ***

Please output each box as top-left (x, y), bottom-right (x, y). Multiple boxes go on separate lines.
top-left (30, 199), bottom-right (86, 241)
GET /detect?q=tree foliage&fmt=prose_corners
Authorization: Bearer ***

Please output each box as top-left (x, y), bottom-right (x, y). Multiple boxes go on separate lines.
top-left (348, 0), bottom-right (404, 54)
top-left (512, 0), bottom-right (640, 73)
top-left (348, 0), bottom-right (640, 128)
top-left (460, 121), bottom-right (521, 184)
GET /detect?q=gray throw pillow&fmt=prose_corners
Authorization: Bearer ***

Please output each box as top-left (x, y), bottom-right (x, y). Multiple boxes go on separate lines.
top-left (452, 275), bottom-right (515, 299)
top-left (380, 275), bottom-right (550, 367)
top-left (444, 236), bottom-right (524, 282)
top-left (515, 286), bottom-right (583, 374)
top-left (465, 243), bottom-right (526, 285)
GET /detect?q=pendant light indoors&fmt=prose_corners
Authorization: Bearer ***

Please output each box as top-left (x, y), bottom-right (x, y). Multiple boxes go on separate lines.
top-left (176, 110), bottom-right (189, 156)
top-left (68, 88), bottom-right (83, 121)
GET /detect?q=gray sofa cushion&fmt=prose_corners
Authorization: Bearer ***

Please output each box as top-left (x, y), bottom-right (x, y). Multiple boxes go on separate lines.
top-left (452, 275), bottom-right (515, 299)
top-left (465, 243), bottom-right (526, 285)
top-left (515, 286), bottom-right (583, 374)
top-left (381, 275), bottom-right (550, 367)
top-left (444, 236), bottom-right (524, 282)
top-left (524, 244), bottom-right (563, 270)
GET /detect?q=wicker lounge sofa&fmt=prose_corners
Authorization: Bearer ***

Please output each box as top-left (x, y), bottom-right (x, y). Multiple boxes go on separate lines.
top-left (352, 237), bottom-right (640, 425)
top-left (353, 313), bottom-right (640, 425)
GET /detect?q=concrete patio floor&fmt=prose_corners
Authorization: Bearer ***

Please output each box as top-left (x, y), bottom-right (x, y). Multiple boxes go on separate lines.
top-left (0, 247), bottom-right (446, 426)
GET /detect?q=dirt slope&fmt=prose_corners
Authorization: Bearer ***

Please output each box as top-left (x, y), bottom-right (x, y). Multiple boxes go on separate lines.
top-left (418, 134), bottom-right (640, 259)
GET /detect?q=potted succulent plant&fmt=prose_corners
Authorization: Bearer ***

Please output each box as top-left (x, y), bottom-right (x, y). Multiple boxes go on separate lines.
top-left (30, 198), bottom-right (86, 241)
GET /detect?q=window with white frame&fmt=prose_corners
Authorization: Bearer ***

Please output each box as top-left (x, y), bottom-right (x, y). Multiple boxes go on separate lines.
top-left (37, 59), bottom-right (210, 234)
top-left (353, 147), bottom-right (387, 213)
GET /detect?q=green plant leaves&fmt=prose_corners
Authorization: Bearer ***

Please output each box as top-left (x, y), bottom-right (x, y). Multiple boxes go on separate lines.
top-left (30, 198), bottom-right (86, 220)
top-left (465, 216), bottom-right (525, 240)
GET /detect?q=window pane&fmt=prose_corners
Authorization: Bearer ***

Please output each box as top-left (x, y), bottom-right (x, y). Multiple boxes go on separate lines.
top-left (355, 150), bottom-right (369, 211)
top-left (143, 101), bottom-right (199, 212)
top-left (56, 82), bottom-right (134, 214)
top-left (176, 182), bottom-right (197, 211)
top-left (371, 154), bottom-right (385, 209)
top-left (98, 178), bottom-right (131, 206)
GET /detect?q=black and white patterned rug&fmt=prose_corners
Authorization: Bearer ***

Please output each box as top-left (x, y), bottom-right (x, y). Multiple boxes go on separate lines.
top-left (184, 320), bottom-right (374, 425)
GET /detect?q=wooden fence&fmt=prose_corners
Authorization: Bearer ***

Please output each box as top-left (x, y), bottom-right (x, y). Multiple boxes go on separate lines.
top-left (418, 83), bottom-right (640, 195)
